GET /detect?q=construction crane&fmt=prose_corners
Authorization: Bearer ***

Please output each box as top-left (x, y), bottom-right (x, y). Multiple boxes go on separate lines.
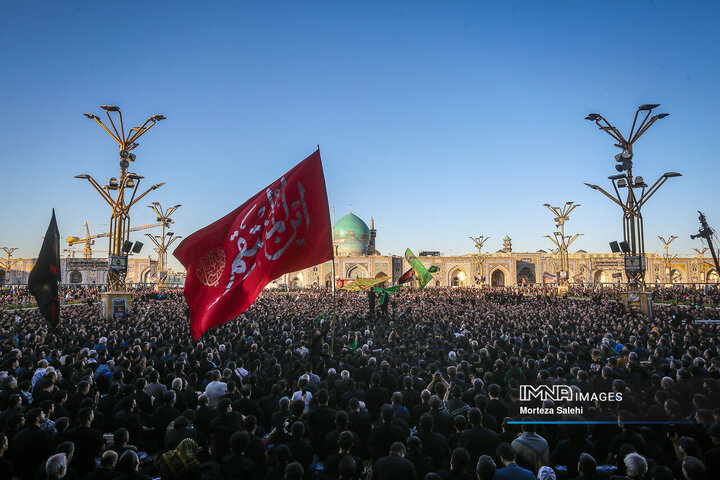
top-left (67, 222), bottom-right (161, 258)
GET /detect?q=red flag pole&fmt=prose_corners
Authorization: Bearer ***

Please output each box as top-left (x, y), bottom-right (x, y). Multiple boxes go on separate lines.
top-left (320, 144), bottom-right (338, 358)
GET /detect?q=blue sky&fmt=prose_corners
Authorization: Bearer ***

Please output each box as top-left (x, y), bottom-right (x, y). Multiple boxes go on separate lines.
top-left (1, 1), bottom-right (719, 270)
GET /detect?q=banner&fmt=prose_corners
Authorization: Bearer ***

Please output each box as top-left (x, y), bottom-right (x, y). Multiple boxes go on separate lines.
top-left (175, 150), bottom-right (333, 339)
top-left (405, 248), bottom-right (433, 290)
top-left (28, 210), bottom-right (61, 328)
top-left (339, 276), bottom-right (390, 292)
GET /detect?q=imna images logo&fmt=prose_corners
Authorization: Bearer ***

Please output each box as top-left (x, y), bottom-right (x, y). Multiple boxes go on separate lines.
top-left (519, 385), bottom-right (622, 403)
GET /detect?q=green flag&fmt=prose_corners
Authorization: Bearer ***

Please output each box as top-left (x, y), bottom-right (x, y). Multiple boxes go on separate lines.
top-left (372, 285), bottom-right (402, 305)
top-left (405, 248), bottom-right (433, 290)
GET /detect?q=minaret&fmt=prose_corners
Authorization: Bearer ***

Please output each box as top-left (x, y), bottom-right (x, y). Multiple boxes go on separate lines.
top-left (503, 235), bottom-right (512, 253)
top-left (368, 216), bottom-right (377, 255)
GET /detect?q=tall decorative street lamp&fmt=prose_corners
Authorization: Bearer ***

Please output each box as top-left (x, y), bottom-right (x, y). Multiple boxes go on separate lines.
top-left (658, 235), bottom-right (678, 284)
top-left (543, 202), bottom-right (582, 293)
top-left (692, 247), bottom-right (710, 283)
top-left (145, 202), bottom-right (182, 288)
top-left (76, 106), bottom-right (165, 318)
top-left (584, 104), bottom-right (680, 291)
top-left (469, 236), bottom-right (490, 287)
top-left (1, 247), bottom-right (18, 285)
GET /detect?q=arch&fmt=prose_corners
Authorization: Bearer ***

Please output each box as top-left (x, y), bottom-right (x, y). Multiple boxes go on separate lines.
top-left (594, 270), bottom-right (607, 284)
top-left (670, 269), bottom-right (682, 284)
top-left (490, 268), bottom-right (506, 287)
top-left (325, 273), bottom-right (333, 288)
top-left (449, 267), bottom-right (468, 287)
top-left (140, 267), bottom-right (152, 284)
top-left (69, 270), bottom-right (83, 284)
top-left (290, 272), bottom-right (304, 289)
top-left (375, 271), bottom-right (387, 279)
top-left (347, 265), bottom-right (368, 279)
top-left (517, 266), bottom-right (535, 285)
top-left (707, 270), bottom-right (719, 284)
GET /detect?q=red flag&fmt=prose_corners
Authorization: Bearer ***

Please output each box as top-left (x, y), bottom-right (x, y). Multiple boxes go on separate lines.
top-left (174, 150), bottom-right (333, 339)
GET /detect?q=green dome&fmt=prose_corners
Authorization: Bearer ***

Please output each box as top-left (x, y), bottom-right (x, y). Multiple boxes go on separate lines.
top-left (337, 236), bottom-right (367, 255)
top-left (334, 213), bottom-right (370, 243)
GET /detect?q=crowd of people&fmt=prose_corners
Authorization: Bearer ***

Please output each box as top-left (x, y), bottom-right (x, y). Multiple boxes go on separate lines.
top-left (0, 286), bottom-right (718, 480)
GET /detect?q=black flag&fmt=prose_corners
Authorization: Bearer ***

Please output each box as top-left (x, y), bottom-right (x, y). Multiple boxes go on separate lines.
top-left (28, 209), bottom-right (61, 328)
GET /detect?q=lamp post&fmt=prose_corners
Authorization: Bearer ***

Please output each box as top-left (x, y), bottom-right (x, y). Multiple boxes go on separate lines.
top-left (1, 247), bottom-right (18, 285)
top-left (692, 248), bottom-right (709, 284)
top-left (542, 202), bottom-right (582, 292)
top-left (145, 202), bottom-right (182, 288)
top-left (584, 104), bottom-right (680, 291)
top-left (469, 236), bottom-right (490, 287)
top-left (76, 106), bottom-right (165, 293)
top-left (658, 236), bottom-right (678, 284)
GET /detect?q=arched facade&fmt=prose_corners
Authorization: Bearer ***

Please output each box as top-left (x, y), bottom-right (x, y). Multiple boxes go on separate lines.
top-left (69, 270), bottom-right (83, 284)
top-left (290, 272), bottom-right (304, 289)
top-left (517, 266), bottom-right (535, 284)
top-left (670, 269), bottom-right (682, 283)
top-left (449, 267), bottom-right (468, 287)
top-left (347, 265), bottom-right (368, 279)
top-left (490, 267), bottom-right (508, 287)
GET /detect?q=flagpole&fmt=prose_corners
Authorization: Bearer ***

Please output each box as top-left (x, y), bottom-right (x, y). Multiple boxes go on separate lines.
top-left (319, 145), bottom-right (337, 358)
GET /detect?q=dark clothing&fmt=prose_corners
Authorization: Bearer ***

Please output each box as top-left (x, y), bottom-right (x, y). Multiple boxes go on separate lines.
top-left (307, 405), bottom-right (336, 453)
top-left (220, 453), bottom-right (256, 480)
top-left (417, 430), bottom-right (449, 470)
top-left (9, 424), bottom-right (53, 480)
top-left (209, 411), bottom-right (244, 461)
top-left (405, 451), bottom-right (433, 480)
top-left (83, 468), bottom-right (122, 480)
top-left (373, 453), bottom-right (418, 480)
top-left (368, 422), bottom-right (406, 462)
top-left (551, 437), bottom-right (595, 478)
top-left (325, 452), bottom-right (364, 480)
top-left (69, 425), bottom-right (106, 476)
top-left (456, 426), bottom-right (499, 468)
top-left (494, 463), bottom-right (535, 480)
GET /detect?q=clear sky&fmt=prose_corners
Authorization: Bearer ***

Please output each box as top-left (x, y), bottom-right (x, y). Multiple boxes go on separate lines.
top-left (2, 1), bottom-right (719, 271)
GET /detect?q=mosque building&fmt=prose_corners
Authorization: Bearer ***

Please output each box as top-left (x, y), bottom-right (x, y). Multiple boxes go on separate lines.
top-left (271, 211), bottom-right (719, 289)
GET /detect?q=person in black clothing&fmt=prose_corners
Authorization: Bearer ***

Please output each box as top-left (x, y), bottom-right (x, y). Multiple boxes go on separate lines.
top-left (438, 448), bottom-right (472, 480)
top-left (307, 389), bottom-right (336, 454)
top-left (286, 422), bottom-right (314, 478)
top-left (416, 413), bottom-right (450, 471)
top-left (347, 398), bottom-right (370, 457)
top-left (456, 409), bottom-right (498, 470)
top-left (0, 433), bottom-right (12, 480)
top-left (9, 408), bottom-right (53, 480)
top-left (373, 442), bottom-right (417, 480)
top-left (113, 398), bottom-right (143, 448)
top-left (405, 436), bottom-right (433, 480)
top-left (115, 450), bottom-right (150, 480)
top-left (265, 444), bottom-right (291, 480)
top-left (324, 430), bottom-right (364, 480)
top-left (68, 407), bottom-right (105, 477)
top-left (368, 405), bottom-right (406, 463)
top-left (150, 391), bottom-right (180, 449)
top-left (209, 398), bottom-right (245, 462)
top-left (221, 431), bottom-right (256, 480)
